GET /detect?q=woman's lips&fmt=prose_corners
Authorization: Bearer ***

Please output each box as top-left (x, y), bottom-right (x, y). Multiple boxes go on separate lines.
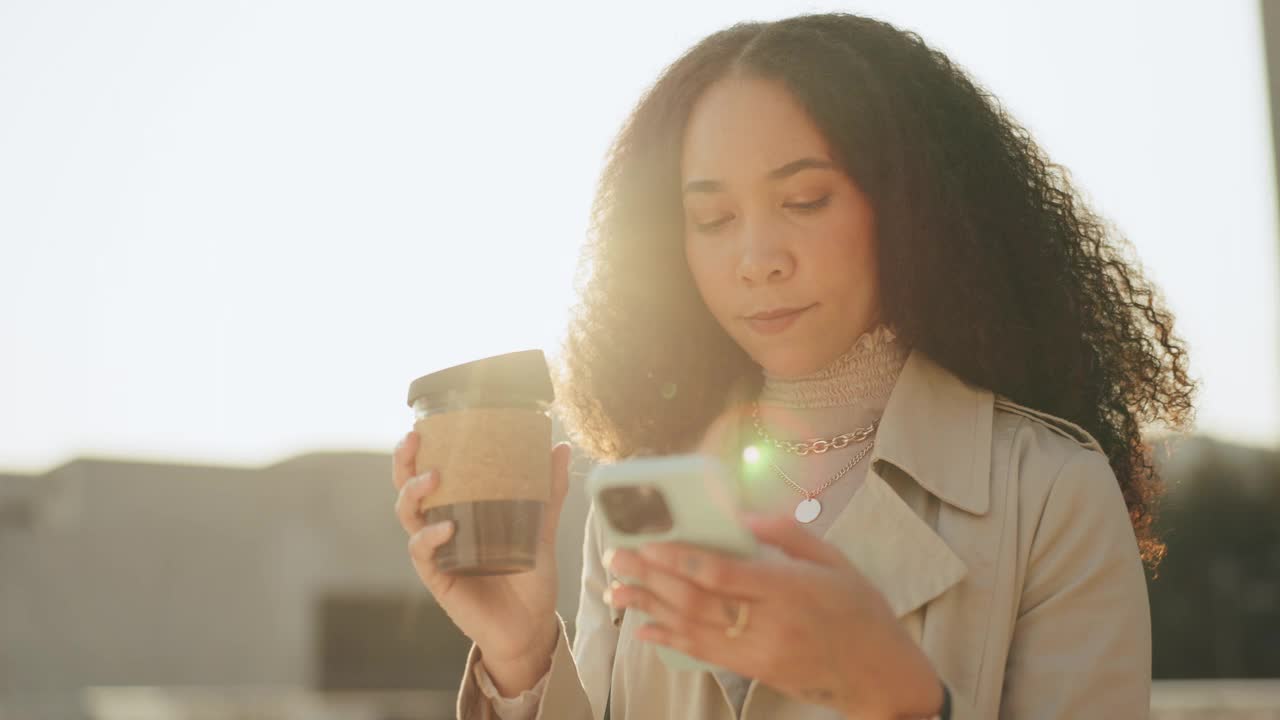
top-left (744, 304), bottom-right (813, 335)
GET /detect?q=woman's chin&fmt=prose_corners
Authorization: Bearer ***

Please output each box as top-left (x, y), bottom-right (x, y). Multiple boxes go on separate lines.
top-left (753, 350), bottom-right (827, 379)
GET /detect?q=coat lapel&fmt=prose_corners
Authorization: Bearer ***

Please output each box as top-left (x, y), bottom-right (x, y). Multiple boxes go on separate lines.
top-left (820, 463), bottom-right (968, 617)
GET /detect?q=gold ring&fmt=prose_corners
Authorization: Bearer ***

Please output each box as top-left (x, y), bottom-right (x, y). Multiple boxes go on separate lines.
top-left (725, 600), bottom-right (750, 639)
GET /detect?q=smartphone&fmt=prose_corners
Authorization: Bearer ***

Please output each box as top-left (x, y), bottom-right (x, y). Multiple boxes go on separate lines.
top-left (586, 452), bottom-right (758, 673)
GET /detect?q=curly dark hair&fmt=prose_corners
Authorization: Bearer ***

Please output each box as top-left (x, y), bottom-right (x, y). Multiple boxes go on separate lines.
top-left (552, 12), bottom-right (1196, 573)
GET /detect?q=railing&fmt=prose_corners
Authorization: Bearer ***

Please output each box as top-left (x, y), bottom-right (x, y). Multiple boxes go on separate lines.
top-left (1152, 680), bottom-right (1280, 720)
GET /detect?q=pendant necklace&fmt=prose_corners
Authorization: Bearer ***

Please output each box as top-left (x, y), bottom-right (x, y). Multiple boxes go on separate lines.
top-left (750, 403), bottom-right (881, 523)
top-left (770, 438), bottom-right (876, 523)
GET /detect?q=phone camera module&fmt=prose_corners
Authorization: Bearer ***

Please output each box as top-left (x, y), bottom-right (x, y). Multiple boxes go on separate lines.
top-left (599, 485), bottom-right (674, 535)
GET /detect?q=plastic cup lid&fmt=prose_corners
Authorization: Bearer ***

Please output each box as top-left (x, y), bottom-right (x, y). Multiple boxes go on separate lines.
top-left (406, 348), bottom-right (554, 408)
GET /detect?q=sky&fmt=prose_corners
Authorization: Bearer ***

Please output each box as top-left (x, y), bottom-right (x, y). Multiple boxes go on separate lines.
top-left (0, 1), bottom-right (1276, 473)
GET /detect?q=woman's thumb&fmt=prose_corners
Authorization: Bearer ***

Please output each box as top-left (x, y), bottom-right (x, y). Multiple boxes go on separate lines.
top-left (539, 441), bottom-right (573, 546)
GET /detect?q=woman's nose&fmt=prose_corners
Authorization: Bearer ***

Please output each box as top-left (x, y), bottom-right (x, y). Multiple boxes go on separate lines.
top-left (737, 232), bottom-right (795, 285)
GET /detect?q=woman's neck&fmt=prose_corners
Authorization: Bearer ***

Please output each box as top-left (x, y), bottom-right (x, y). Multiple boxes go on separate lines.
top-left (752, 324), bottom-right (908, 441)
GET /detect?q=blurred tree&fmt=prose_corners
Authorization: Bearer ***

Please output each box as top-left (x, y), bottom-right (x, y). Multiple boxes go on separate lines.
top-left (1148, 437), bottom-right (1280, 678)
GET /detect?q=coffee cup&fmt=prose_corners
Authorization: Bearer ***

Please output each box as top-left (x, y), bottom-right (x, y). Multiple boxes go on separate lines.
top-left (406, 349), bottom-right (555, 575)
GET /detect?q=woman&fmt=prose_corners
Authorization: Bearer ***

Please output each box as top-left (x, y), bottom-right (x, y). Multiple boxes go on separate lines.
top-left (392, 12), bottom-right (1195, 720)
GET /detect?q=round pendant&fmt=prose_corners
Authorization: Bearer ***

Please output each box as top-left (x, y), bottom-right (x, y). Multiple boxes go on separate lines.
top-left (795, 497), bottom-right (822, 524)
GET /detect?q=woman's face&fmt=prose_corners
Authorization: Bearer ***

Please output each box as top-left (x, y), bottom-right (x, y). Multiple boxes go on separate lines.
top-left (681, 73), bottom-right (881, 379)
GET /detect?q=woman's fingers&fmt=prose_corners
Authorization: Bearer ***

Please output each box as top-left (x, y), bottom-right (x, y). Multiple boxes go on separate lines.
top-left (538, 442), bottom-right (573, 547)
top-left (607, 554), bottom-right (743, 633)
top-left (394, 430), bottom-right (455, 598)
top-left (392, 430), bottom-right (419, 492)
top-left (408, 518), bottom-right (456, 597)
top-left (395, 469), bottom-right (439, 535)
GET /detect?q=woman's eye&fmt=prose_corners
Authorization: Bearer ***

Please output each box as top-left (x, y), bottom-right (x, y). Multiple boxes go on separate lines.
top-left (690, 195), bottom-right (829, 234)
top-left (785, 195), bottom-right (832, 212)
top-left (693, 216), bottom-right (732, 233)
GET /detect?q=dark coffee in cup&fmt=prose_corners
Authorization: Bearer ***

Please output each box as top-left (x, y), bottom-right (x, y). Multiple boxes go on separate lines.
top-left (406, 349), bottom-right (555, 576)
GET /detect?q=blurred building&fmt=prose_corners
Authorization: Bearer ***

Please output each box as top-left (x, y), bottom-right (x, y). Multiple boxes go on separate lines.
top-left (0, 417), bottom-right (595, 719)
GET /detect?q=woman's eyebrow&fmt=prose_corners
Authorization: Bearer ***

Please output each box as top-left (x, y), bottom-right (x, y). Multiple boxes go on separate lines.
top-left (682, 156), bottom-right (834, 194)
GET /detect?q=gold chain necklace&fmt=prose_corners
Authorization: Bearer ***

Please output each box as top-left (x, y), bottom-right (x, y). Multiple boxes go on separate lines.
top-left (751, 401), bottom-right (877, 455)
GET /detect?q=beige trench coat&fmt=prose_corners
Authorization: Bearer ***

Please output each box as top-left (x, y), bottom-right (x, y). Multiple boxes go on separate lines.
top-left (455, 349), bottom-right (1152, 719)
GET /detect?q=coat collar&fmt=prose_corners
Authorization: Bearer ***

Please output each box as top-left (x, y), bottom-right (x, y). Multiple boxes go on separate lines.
top-left (816, 347), bottom-right (992, 617)
top-left (870, 348), bottom-right (994, 517)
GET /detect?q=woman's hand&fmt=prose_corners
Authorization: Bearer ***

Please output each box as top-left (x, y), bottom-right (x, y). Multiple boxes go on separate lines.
top-left (392, 431), bottom-right (572, 676)
top-left (603, 512), bottom-right (944, 720)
